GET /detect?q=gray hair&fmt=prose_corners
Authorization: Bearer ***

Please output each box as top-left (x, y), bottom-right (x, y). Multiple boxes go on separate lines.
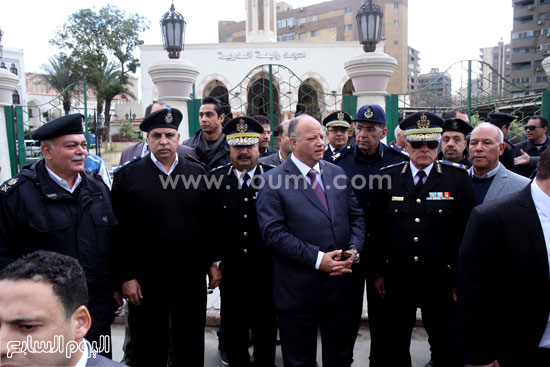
top-left (395, 125), bottom-right (403, 137)
top-left (472, 122), bottom-right (503, 143)
top-left (41, 139), bottom-right (55, 149)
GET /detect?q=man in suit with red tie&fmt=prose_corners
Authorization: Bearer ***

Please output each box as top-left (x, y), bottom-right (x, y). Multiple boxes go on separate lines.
top-left (457, 148), bottom-right (550, 366)
top-left (256, 114), bottom-right (365, 367)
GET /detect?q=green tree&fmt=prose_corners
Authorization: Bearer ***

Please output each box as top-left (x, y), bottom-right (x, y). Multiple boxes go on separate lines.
top-left (40, 54), bottom-right (81, 115)
top-left (50, 6), bottom-right (148, 136)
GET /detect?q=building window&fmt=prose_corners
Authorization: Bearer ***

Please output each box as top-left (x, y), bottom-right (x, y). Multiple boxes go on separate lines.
top-left (277, 33), bottom-right (295, 42)
top-left (311, 30), bottom-right (319, 37)
top-left (344, 7), bottom-right (353, 14)
top-left (299, 17), bottom-right (306, 25)
top-left (393, 40), bottom-right (399, 46)
top-left (10, 63), bottom-right (18, 75)
top-left (227, 33), bottom-right (233, 39)
top-left (394, 20), bottom-right (399, 27)
top-left (394, 2), bottom-right (399, 9)
top-left (299, 32), bottom-right (307, 40)
top-left (277, 17), bottom-right (295, 28)
top-left (345, 24), bottom-right (352, 31)
top-left (311, 14), bottom-right (318, 22)
top-left (536, 76), bottom-right (549, 83)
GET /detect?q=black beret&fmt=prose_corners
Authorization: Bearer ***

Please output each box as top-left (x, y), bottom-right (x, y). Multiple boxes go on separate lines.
top-left (442, 118), bottom-right (473, 136)
top-left (223, 116), bottom-right (264, 146)
top-left (31, 113), bottom-right (84, 141)
top-left (399, 111), bottom-right (444, 142)
top-left (323, 111), bottom-right (352, 129)
top-left (487, 112), bottom-right (515, 127)
top-left (140, 108), bottom-right (182, 132)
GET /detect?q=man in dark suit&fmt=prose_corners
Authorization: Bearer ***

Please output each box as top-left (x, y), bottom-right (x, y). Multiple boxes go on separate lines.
top-left (0, 251), bottom-right (126, 367)
top-left (253, 115), bottom-right (279, 157)
top-left (322, 111), bottom-right (351, 161)
top-left (211, 117), bottom-right (277, 367)
top-left (119, 102), bottom-right (197, 165)
top-left (513, 115), bottom-right (549, 178)
top-left (375, 112), bottom-right (475, 367)
top-left (256, 114), bottom-right (365, 367)
top-left (457, 148), bottom-right (550, 366)
top-left (260, 119), bottom-right (291, 166)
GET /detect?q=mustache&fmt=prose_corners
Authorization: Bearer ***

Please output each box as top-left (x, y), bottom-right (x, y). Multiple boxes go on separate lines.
top-left (157, 145), bottom-right (172, 152)
top-left (72, 155), bottom-right (86, 162)
top-left (238, 155), bottom-right (252, 160)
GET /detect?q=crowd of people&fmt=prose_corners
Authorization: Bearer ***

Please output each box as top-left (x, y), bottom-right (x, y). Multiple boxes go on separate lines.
top-left (0, 96), bottom-right (549, 367)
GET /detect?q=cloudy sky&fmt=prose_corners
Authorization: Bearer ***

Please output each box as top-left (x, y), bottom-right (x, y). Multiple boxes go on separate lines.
top-left (1, 0), bottom-right (512, 74)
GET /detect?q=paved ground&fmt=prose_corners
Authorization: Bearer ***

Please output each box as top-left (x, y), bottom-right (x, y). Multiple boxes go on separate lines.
top-left (110, 323), bottom-right (431, 366)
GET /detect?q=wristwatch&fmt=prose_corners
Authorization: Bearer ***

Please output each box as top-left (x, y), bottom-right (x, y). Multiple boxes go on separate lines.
top-left (349, 246), bottom-right (360, 264)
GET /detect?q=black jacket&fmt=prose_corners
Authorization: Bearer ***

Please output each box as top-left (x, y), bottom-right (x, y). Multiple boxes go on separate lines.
top-left (0, 160), bottom-right (116, 287)
top-left (183, 130), bottom-right (231, 170)
top-left (457, 185), bottom-right (550, 365)
top-left (512, 138), bottom-right (549, 178)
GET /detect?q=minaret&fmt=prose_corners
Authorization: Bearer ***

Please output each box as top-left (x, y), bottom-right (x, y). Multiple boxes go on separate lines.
top-left (245, 0), bottom-right (277, 43)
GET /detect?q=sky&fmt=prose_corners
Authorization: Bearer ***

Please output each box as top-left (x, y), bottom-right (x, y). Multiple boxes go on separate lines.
top-left (1, 0), bottom-right (513, 74)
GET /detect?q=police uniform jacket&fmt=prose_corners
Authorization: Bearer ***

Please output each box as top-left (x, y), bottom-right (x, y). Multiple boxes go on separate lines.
top-left (333, 143), bottom-right (408, 269)
top-left (0, 160), bottom-right (116, 288)
top-left (501, 139), bottom-right (515, 171)
top-left (210, 162), bottom-right (274, 278)
top-left (376, 160), bottom-right (475, 286)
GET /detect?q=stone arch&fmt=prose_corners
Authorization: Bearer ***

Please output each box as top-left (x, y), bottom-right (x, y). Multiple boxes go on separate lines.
top-left (246, 71), bottom-right (281, 128)
top-left (297, 78), bottom-right (324, 121)
top-left (204, 80), bottom-right (231, 119)
top-left (197, 73), bottom-right (232, 98)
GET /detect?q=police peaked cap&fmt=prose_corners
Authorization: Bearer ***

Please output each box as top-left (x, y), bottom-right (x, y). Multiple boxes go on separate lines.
top-left (487, 112), bottom-right (515, 127)
top-left (31, 113), bottom-right (85, 141)
top-left (442, 118), bottom-right (473, 137)
top-left (399, 111), bottom-right (444, 142)
top-left (323, 111), bottom-right (352, 129)
top-left (223, 116), bottom-right (264, 146)
top-left (140, 108), bottom-right (182, 132)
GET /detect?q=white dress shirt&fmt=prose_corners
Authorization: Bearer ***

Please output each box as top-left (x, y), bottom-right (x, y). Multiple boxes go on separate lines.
top-left (532, 180), bottom-right (550, 348)
top-left (45, 165), bottom-right (82, 193)
top-left (468, 162), bottom-right (501, 179)
top-left (74, 340), bottom-right (88, 367)
top-left (290, 154), bottom-right (326, 269)
top-left (410, 161), bottom-right (434, 185)
top-left (150, 152), bottom-right (179, 175)
top-left (234, 166), bottom-right (257, 187)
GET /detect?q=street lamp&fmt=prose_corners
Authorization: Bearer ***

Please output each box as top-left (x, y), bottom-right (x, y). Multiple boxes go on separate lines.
top-left (356, 0), bottom-right (383, 53)
top-left (97, 114), bottom-right (105, 157)
top-left (160, 2), bottom-right (186, 59)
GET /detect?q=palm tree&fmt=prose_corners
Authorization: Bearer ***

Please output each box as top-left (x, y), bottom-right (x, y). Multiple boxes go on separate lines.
top-left (96, 62), bottom-right (136, 140)
top-left (41, 54), bottom-right (81, 115)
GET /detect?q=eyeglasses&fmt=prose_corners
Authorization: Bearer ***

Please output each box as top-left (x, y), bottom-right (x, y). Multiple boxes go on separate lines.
top-left (525, 125), bottom-right (545, 131)
top-left (409, 141), bottom-right (439, 150)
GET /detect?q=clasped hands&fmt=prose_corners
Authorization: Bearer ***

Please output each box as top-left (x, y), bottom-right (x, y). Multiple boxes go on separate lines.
top-left (319, 249), bottom-right (356, 276)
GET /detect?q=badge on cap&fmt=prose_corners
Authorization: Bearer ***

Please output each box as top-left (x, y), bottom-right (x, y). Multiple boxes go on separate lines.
top-left (337, 111), bottom-right (345, 120)
top-left (165, 112), bottom-right (173, 124)
top-left (417, 114), bottom-right (431, 129)
top-left (237, 119), bottom-right (248, 133)
top-left (452, 121), bottom-right (458, 129)
top-left (364, 107), bottom-right (374, 119)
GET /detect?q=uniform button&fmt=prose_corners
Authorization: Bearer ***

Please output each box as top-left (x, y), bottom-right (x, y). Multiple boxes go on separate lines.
top-left (223, 205), bottom-right (227, 209)
top-left (243, 214), bottom-right (248, 219)
top-left (244, 198), bottom-right (249, 202)
top-left (394, 209), bottom-right (398, 213)
top-left (416, 198), bottom-right (421, 204)
top-left (447, 264), bottom-right (451, 269)
top-left (243, 249), bottom-right (248, 254)
top-left (366, 233), bottom-right (371, 237)
top-left (413, 237), bottom-right (419, 242)
top-left (415, 218), bottom-right (420, 223)
top-left (243, 232), bottom-right (248, 237)
top-left (439, 209), bottom-right (443, 214)
top-left (414, 256), bottom-right (419, 262)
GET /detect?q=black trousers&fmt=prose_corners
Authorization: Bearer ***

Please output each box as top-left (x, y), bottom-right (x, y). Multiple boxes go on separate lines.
top-left (221, 269), bottom-right (277, 367)
top-left (128, 280), bottom-right (207, 367)
top-left (86, 286), bottom-right (116, 358)
top-left (384, 272), bottom-right (461, 367)
top-left (277, 303), bottom-right (357, 367)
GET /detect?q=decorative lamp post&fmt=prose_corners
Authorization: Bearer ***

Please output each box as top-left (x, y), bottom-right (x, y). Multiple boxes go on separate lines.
top-left (356, 0), bottom-right (383, 53)
top-left (12, 90), bottom-right (19, 104)
top-left (161, 2), bottom-right (186, 59)
top-left (97, 114), bottom-right (104, 156)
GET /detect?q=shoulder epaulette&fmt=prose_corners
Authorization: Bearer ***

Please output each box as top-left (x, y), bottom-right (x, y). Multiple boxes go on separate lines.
top-left (439, 160), bottom-right (467, 170)
top-left (114, 156), bottom-right (141, 174)
top-left (389, 144), bottom-right (409, 158)
top-left (260, 162), bottom-right (276, 169)
top-left (332, 145), bottom-right (353, 162)
top-left (380, 161), bottom-right (407, 171)
top-left (0, 176), bottom-right (25, 196)
top-left (209, 162), bottom-right (232, 174)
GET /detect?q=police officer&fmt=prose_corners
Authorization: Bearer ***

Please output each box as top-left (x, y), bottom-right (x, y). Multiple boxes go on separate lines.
top-left (486, 111), bottom-right (516, 171)
top-left (332, 104), bottom-right (408, 366)
top-left (375, 112), bottom-right (475, 367)
top-left (322, 111), bottom-right (352, 161)
top-left (0, 113), bottom-right (117, 356)
top-left (210, 116), bottom-right (277, 367)
top-left (438, 118), bottom-right (473, 168)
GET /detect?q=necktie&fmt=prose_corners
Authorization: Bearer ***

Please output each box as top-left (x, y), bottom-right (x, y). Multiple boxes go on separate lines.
top-left (416, 170), bottom-right (426, 193)
top-left (241, 172), bottom-right (250, 190)
top-left (307, 169), bottom-right (328, 212)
